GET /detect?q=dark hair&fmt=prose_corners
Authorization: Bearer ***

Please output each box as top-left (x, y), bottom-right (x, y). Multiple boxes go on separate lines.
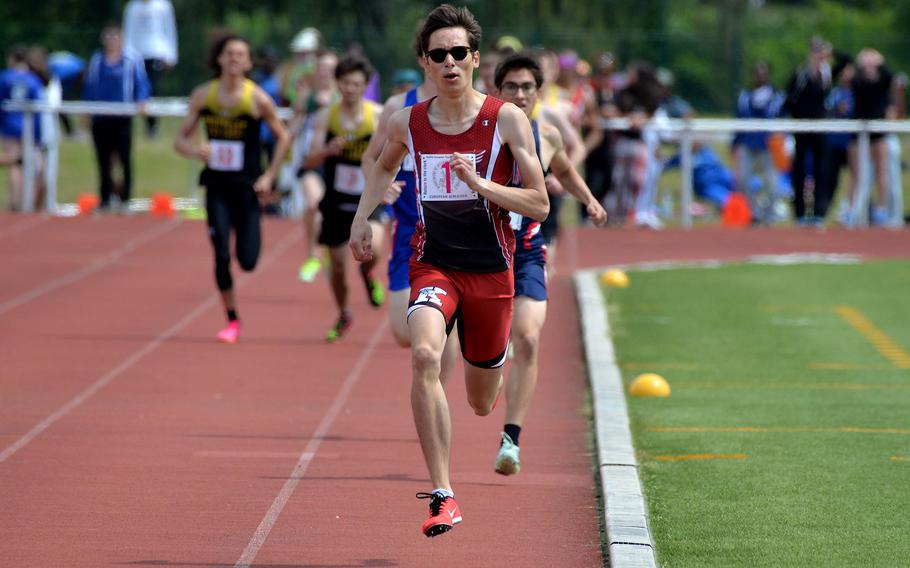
top-left (208, 33), bottom-right (251, 75)
top-left (334, 54), bottom-right (373, 82)
top-left (418, 4), bottom-right (482, 56)
top-left (7, 44), bottom-right (28, 64)
top-left (494, 52), bottom-right (544, 90)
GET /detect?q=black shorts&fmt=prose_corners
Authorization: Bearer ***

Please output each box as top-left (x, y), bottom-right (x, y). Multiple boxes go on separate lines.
top-left (317, 200), bottom-right (386, 248)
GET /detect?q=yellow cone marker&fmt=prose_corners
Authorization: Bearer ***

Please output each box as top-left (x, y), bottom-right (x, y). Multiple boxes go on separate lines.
top-left (629, 373), bottom-right (671, 397)
top-left (600, 268), bottom-right (630, 288)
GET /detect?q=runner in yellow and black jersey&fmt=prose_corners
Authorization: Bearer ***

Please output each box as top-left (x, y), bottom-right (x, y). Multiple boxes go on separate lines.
top-left (174, 34), bottom-right (290, 344)
top-left (303, 54), bottom-right (385, 342)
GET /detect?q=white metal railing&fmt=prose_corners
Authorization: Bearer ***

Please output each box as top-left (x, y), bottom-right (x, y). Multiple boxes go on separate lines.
top-left (2, 98), bottom-right (294, 215)
top-left (601, 117), bottom-right (909, 228)
top-left (3, 98), bottom-right (907, 227)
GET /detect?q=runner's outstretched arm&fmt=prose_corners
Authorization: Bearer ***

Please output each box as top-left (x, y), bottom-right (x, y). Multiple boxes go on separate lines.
top-left (547, 133), bottom-right (608, 226)
top-left (174, 85), bottom-right (209, 161)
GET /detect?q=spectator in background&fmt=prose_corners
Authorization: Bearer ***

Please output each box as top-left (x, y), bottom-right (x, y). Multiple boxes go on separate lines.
top-left (850, 48), bottom-right (895, 226)
top-left (824, 62), bottom-right (856, 226)
top-left (123, 0), bottom-right (178, 138)
top-left (47, 50), bottom-right (86, 138)
top-left (888, 72), bottom-right (906, 226)
top-left (732, 61), bottom-right (785, 224)
top-left (664, 141), bottom-right (734, 211)
top-left (0, 45), bottom-right (43, 211)
top-left (610, 60), bottom-right (662, 225)
top-left (784, 37), bottom-right (850, 224)
top-left (25, 45), bottom-right (59, 211)
top-left (83, 24), bottom-right (150, 213)
top-left (280, 27), bottom-right (323, 108)
top-left (655, 67), bottom-right (693, 119)
top-left (582, 52), bottom-right (618, 224)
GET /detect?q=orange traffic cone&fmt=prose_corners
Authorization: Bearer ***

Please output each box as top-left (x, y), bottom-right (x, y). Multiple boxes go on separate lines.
top-left (150, 192), bottom-right (175, 218)
top-left (721, 193), bottom-right (751, 228)
top-left (77, 193), bottom-right (99, 215)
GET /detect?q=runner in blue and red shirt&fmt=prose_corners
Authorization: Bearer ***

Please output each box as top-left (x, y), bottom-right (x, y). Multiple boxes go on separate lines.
top-left (350, 5), bottom-right (548, 538)
top-left (493, 53), bottom-right (606, 477)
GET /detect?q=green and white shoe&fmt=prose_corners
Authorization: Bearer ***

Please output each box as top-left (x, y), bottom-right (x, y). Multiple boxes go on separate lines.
top-left (298, 256), bottom-right (322, 283)
top-left (494, 432), bottom-right (521, 476)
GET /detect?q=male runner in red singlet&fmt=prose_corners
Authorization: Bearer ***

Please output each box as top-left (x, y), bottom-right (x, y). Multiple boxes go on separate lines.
top-left (350, 4), bottom-right (548, 538)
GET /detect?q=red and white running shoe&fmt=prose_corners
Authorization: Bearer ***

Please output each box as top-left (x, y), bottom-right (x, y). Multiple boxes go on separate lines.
top-left (416, 492), bottom-right (462, 537)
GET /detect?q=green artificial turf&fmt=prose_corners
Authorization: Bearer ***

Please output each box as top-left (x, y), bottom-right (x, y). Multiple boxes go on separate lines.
top-left (1, 117), bottom-right (201, 207)
top-left (604, 260), bottom-right (910, 567)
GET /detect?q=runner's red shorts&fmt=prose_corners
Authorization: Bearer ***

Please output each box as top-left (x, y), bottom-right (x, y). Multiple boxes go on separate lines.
top-left (407, 258), bottom-right (514, 368)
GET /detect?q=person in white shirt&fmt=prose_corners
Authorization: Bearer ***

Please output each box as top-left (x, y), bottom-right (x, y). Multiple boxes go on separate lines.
top-left (122, 0), bottom-right (178, 138)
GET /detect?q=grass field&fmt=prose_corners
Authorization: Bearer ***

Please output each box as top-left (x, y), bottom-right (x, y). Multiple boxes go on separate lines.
top-left (605, 260), bottom-right (910, 567)
top-left (1, 117), bottom-right (200, 207)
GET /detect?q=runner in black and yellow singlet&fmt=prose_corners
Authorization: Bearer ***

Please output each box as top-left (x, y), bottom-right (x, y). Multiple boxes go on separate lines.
top-left (174, 34), bottom-right (290, 344)
top-left (303, 54), bottom-right (386, 341)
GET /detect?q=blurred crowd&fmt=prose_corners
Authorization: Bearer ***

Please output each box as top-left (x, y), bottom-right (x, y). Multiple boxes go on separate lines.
top-left (1, 9), bottom-right (907, 228)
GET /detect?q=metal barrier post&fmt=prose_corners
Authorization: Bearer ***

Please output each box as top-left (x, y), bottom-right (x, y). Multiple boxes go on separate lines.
top-left (852, 126), bottom-right (871, 228)
top-left (21, 110), bottom-right (36, 213)
top-left (44, 92), bottom-right (61, 214)
top-left (679, 127), bottom-right (693, 228)
top-left (887, 134), bottom-right (903, 227)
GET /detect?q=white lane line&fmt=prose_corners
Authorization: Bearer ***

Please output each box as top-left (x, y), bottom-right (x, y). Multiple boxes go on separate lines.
top-left (235, 317), bottom-right (389, 568)
top-left (0, 215), bottom-right (49, 239)
top-left (0, 219), bottom-right (181, 316)
top-left (0, 227), bottom-right (300, 465)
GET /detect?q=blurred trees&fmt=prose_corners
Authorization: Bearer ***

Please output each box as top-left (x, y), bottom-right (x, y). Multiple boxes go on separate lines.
top-left (1, 0), bottom-right (909, 113)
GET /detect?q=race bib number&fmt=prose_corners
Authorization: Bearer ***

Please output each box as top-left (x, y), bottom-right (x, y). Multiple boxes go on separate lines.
top-left (509, 211), bottom-right (523, 231)
top-left (208, 140), bottom-right (244, 172)
top-left (334, 163), bottom-right (365, 195)
top-left (420, 154), bottom-right (478, 201)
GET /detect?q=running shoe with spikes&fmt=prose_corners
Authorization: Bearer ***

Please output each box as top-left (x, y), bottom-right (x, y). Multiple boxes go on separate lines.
top-left (416, 492), bottom-right (462, 537)
top-left (325, 311), bottom-right (353, 343)
top-left (359, 264), bottom-right (385, 308)
top-left (494, 431), bottom-right (520, 475)
top-left (298, 256), bottom-right (322, 283)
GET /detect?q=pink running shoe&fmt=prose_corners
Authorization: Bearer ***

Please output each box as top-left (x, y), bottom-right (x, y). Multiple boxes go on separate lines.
top-left (216, 321), bottom-right (240, 344)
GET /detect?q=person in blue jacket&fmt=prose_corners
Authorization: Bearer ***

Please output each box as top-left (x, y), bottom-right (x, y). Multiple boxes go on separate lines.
top-left (0, 45), bottom-right (44, 211)
top-left (83, 24), bottom-right (150, 212)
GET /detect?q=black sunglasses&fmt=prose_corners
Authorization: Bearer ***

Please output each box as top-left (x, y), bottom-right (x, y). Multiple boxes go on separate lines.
top-left (426, 46), bottom-right (472, 64)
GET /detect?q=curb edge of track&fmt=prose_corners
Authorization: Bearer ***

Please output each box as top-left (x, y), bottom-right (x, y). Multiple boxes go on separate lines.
top-left (574, 270), bottom-right (659, 568)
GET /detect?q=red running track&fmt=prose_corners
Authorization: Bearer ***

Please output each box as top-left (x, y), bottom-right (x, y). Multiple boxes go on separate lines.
top-left (0, 213), bottom-right (603, 567)
top-left (2, 213), bottom-right (906, 566)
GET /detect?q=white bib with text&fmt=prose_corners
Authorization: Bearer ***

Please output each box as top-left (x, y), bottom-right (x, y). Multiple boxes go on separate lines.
top-left (420, 154), bottom-right (478, 202)
top-left (208, 140), bottom-right (244, 172)
top-left (334, 163), bottom-right (366, 195)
